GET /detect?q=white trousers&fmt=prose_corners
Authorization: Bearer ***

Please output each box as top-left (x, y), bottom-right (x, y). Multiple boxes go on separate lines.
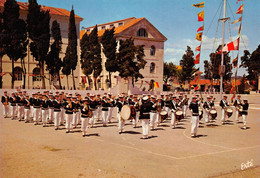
top-left (133, 111), bottom-right (140, 126)
top-left (102, 111), bottom-right (109, 125)
top-left (65, 114), bottom-right (73, 131)
top-left (141, 119), bottom-right (149, 136)
top-left (191, 116), bottom-right (199, 135)
top-left (17, 106), bottom-right (24, 120)
top-left (81, 117), bottom-right (89, 133)
top-left (235, 109), bottom-right (241, 121)
top-left (205, 110), bottom-right (210, 123)
top-left (49, 108), bottom-right (54, 122)
top-left (30, 106), bottom-right (34, 117)
top-left (73, 112), bottom-right (79, 126)
top-left (221, 109), bottom-right (226, 121)
top-left (3, 105), bottom-right (9, 117)
top-left (42, 109), bottom-right (48, 124)
top-left (150, 112), bottom-right (157, 129)
top-left (60, 108), bottom-right (65, 124)
top-left (33, 108), bottom-right (40, 123)
top-left (97, 106), bottom-right (101, 120)
top-left (165, 107), bottom-right (171, 118)
top-left (11, 106), bottom-right (17, 118)
top-left (117, 112), bottom-right (125, 131)
top-left (184, 105), bottom-right (188, 117)
top-left (24, 109), bottom-right (30, 121)
top-left (171, 112), bottom-right (176, 126)
top-left (89, 110), bottom-right (97, 125)
top-left (242, 114), bottom-right (247, 126)
top-left (108, 107), bottom-right (114, 120)
top-left (54, 111), bottom-right (61, 127)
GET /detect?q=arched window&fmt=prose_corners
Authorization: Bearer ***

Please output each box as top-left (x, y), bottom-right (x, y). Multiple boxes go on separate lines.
top-left (14, 67), bottom-right (23, 81)
top-left (32, 67), bottom-right (41, 81)
top-left (137, 28), bottom-right (148, 37)
top-left (150, 62), bottom-right (155, 73)
top-left (150, 45), bottom-right (156, 56)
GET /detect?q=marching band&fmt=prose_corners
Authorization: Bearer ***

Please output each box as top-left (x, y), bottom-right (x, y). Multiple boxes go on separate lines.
top-left (1, 91), bottom-right (250, 138)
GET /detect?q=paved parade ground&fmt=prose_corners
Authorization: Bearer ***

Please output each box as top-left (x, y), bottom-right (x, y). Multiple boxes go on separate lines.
top-left (0, 94), bottom-right (260, 178)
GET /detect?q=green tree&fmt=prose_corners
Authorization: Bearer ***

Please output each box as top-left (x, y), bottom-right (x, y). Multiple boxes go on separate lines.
top-left (80, 32), bottom-right (93, 87)
top-left (238, 75), bottom-right (246, 94)
top-left (101, 27), bottom-right (118, 88)
top-left (3, 0), bottom-right (28, 89)
top-left (46, 20), bottom-right (63, 89)
top-left (240, 45), bottom-right (260, 89)
top-left (90, 25), bottom-right (102, 90)
top-left (117, 38), bottom-right (146, 87)
top-left (27, 0), bottom-right (50, 89)
top-left (178, 46), bottom-right (198, 87)
top-left (163, 62), bottom-right (177, 83)
top-left (0, 12), bottom-right (7, 88)
top-left (63, 7), bottom-right (78, 90)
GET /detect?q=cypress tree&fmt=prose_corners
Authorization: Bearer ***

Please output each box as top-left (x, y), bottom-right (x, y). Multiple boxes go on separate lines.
top-left (46, 20), bottom-right (63, 89)
top-left (27, 0), bottom-right (50, 89)
top-left (80, 25), bottom-right (101, 90)
top-left (62, 6), bottom-right (78, 90)
top-left (80, 32), bottom-right (93, 88)
top-left (90, 25), bottom-right (102, 90)
top-left (101, 27), bottom-right (117, 88)
top-left (3, 0), bottom-right (28, 89)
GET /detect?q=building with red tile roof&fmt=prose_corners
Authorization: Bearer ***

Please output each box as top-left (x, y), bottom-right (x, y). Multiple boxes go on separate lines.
top-left (80, 17), bottom-right (167, 92)
top-left (0, 0), bottom-right (83, 89)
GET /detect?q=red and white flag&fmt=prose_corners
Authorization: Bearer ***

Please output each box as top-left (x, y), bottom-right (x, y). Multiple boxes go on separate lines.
top-left (218, 37), bottom-right (240, 54)
top-left (195, 53), bottom-right (200, 64)
top-left (236, 4), bottom-right (244, 14)
top-left (195, 45), bottom-right (201, 52)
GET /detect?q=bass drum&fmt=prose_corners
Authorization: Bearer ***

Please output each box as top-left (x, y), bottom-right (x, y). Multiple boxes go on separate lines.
top-left (160, 110), bottom-right (168, 121)
top-left (121, 105), bottom-right (131, 121)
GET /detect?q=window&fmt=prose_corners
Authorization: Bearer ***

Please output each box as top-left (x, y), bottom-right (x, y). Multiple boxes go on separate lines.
top-left (14, 67), bottom-right (23, 81)
top-left (150, 45), bottom-right (156, 56)
top-left (137, 28), bottom-right (148, 37)
top-left (110, 24), bottom-right (114, 28)
top-left (150, 63), bottom-right (155, 73)
top-left (32, 67), bottom-right (41, 81)
top-left (119, 22), bottom-right (123, 26)
top-left (102, 26), bottom-right (106, 29)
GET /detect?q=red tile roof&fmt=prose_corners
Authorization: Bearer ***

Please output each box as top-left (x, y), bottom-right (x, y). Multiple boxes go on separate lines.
top-left (0, 0), bottom-right (83, 20)
top-left (80, 17), bottom-right (145, 39)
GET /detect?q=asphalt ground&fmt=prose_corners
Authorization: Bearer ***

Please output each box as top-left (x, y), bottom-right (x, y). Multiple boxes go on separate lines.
top-left (0, 94), bottom-right (260, 178)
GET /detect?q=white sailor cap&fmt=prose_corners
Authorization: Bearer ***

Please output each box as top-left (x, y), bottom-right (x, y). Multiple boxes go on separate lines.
top-left (143, 96), bottom-right (149, 101)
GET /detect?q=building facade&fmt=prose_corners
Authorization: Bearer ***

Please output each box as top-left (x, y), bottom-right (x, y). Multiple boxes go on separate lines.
top-left (0, 0), bottom-right (83, 89)
top-left (80, 17), bottom-right (167, 93)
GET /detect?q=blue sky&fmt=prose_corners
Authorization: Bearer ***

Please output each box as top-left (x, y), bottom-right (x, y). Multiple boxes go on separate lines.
top-left (19, 0), bottom-right (260, 76)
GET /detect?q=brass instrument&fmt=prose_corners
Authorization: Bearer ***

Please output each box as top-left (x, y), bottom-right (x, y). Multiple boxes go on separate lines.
top-left (68, 100), bottom-right (72, 108)
top-left (4, 96), bottom-right (8, 107)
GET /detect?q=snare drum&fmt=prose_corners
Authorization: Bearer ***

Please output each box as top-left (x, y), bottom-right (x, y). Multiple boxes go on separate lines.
top-left (209, 109), bottom-right (217, 119)
top-left (160, 110), bottom-right (168, 121)
top-left (176, 110), bottom-right (183, 121)
top-left (226, 107), bottom-right (233, 118)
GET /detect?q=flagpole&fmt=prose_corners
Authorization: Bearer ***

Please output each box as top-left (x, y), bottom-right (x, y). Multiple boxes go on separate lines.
top-left (220, 0), bottom-right (227, 100)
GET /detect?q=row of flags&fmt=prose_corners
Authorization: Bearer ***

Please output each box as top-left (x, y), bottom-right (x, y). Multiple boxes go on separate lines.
top-left (230, 2), bottom-right (244, 96)
top-left (192, 1), bottom-right (205, 65)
